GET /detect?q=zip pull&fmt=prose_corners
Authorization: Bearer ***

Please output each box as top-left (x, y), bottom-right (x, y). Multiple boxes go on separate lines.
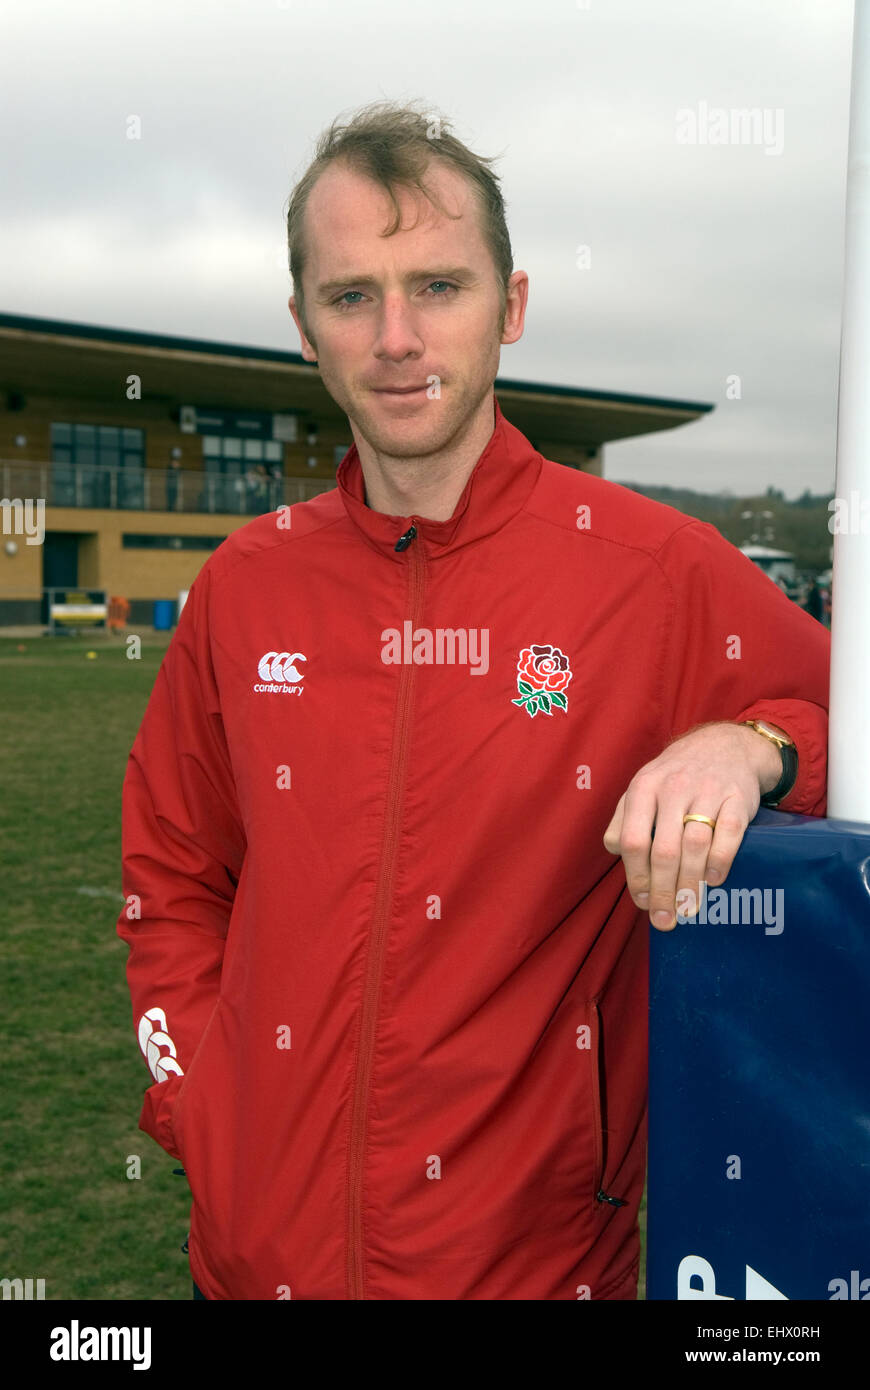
top-left (394, 522), bottom-right (418, 552)
top-left (596, 1188), bottom-right (628, 1208)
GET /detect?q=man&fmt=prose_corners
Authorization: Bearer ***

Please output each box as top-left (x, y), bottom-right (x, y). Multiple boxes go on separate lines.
top-left (166, 453), bottom-right (181, 512)
top-left (804, 577), bottom-right (823, 622)
top-left (117, 100), bottom-right (829, 1301)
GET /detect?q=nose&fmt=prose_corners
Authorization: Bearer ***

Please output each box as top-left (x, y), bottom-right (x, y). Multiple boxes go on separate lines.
top-left (372, 291), bottom-right (425, 362)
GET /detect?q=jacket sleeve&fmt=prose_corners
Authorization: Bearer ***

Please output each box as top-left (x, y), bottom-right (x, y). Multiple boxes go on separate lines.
top-left (116, 558), bottom-right (246, 1160)
top-left (655, 519), bottom-right (830, 817)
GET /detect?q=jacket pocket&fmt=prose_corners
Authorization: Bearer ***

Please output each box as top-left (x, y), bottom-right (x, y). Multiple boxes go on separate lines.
top-left (587, 999), bottom-right (605, 1203)
top-left (171, 996), bottom-right (224, 1162)
top-left (587, 998), bottom-right (628, 1211)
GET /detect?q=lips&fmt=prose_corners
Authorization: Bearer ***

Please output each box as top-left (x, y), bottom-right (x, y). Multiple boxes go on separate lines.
top-left (374, 384), bottom-right (428, 394)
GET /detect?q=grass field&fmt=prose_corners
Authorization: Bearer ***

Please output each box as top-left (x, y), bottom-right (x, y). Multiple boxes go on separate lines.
top-left (0, 629), bottom-right (646, 1300)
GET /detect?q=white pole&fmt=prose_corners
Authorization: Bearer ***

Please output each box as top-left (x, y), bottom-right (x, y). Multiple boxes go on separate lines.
top-left (828, 1), bottom-right (870, 822)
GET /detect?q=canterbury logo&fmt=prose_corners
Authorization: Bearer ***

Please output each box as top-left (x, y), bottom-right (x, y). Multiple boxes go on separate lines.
top-left (254, 650), bottom-right (306, 695)
top-left (137, 1007), bottom-right (184, 1083)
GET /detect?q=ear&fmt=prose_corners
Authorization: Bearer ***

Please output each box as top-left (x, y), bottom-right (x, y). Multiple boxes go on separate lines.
top-left (288, 294), bottom-right (318, 363)
top-left (500, 270), bottom-right (529, 347)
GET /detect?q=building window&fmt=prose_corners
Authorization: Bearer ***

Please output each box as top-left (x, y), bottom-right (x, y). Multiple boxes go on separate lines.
top-left (201, 435), bottom-right (284, 513)
top-left (202, 435), bottom-right (283, 464)
top-left (50, 422), bottom-right (146, 508)
top-left (122, 534), bottom-right (225, 551)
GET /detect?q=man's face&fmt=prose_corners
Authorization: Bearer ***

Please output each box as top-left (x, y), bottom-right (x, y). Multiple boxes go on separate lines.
top-left (288, 158), bottom-right (526, 460)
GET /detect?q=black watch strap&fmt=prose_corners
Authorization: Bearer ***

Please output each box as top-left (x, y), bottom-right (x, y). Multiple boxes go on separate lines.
top-left (760, 742), bottom-right (798, 807)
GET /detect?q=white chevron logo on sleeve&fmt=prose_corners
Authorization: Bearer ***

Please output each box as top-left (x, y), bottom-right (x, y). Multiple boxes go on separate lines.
top-left (137, 1006), bottom-right (184, 1082)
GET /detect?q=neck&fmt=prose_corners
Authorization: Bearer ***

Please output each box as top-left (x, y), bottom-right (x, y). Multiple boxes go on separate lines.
top-left (359, 393), bottom-right (496, 520)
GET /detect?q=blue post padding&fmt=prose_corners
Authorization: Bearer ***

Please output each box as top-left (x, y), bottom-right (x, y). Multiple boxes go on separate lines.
top-left (647, 808), bottom-right (870, 1301)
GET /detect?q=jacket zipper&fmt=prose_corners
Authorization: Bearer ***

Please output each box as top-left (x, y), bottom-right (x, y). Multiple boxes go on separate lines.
top-left (346, 521), bottom-right (425, 1299)
top-left (589, 999), bottom-right (628, 1209)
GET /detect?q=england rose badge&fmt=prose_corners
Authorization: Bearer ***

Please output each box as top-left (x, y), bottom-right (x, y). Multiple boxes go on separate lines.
top-left (511, 644), bottom-right (573, 718)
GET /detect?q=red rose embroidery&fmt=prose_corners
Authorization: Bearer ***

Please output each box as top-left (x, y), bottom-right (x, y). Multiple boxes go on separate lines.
top-left (512, 644), bottom-right (573, 718)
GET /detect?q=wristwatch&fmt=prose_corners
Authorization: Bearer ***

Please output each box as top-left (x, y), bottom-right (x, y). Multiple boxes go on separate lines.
top-left (741, 719), bottom-right (798, 806)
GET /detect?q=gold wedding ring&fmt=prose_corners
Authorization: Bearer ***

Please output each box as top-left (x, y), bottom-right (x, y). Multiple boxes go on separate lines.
top-left (682, 813), bottom-right (717, 829)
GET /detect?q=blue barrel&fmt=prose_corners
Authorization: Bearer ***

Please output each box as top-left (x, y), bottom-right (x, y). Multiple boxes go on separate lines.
top-left (153, 599), bottom-right (174, 631)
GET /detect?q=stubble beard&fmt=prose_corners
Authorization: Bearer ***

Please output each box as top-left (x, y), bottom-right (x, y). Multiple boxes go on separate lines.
top-left (326, 339), bottom-right (499, 465)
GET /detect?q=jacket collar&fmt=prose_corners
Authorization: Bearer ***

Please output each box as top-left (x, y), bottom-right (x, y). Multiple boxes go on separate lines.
top-left (335, 395), bottom-right (543, 562)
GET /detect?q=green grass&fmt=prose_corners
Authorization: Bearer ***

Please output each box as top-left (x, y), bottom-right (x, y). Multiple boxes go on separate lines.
top-left (0, 631), bottom-right (190, 1300)
top-left (0, 630), bottom-right (646, 1300)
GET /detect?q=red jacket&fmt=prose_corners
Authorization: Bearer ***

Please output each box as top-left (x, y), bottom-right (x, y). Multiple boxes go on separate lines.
top-left (117, 397), bottom-right (829, 1300)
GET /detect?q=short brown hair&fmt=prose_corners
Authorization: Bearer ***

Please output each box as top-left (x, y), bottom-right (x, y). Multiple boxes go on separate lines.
top-left (285, 99), bottom-right (514, 345)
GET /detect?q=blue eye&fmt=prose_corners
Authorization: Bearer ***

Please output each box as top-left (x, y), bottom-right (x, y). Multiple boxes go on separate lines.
top-left (332, 282), bottom-right (459, 311)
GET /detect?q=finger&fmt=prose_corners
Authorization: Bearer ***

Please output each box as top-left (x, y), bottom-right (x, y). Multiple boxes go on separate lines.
top-left (674, 814), bottom-right (720, 919)
top-left (702, 794), bottom-right (750, 887)
top-left (614, 776), bottom-right (659, 910)
top-left (646, 790), bottom-right (689, 929)
top-left (602, 793), bottom-right (626, 855)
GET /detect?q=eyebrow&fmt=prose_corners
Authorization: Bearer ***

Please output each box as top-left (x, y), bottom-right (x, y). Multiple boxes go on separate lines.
top-left (314, 266), bottom-right (479, 299)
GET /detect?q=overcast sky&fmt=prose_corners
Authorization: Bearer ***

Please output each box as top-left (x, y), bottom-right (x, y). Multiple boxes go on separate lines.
top-left (1, 0), bottom-right (856, 498)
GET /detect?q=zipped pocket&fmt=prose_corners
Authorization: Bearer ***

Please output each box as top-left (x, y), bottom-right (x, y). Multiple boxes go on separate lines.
top-left (587, 999), bottom-right (627, 1210)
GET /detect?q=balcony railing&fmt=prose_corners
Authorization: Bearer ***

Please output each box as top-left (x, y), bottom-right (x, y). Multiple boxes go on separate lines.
top-left (0, 460), bottom-right (336, 515)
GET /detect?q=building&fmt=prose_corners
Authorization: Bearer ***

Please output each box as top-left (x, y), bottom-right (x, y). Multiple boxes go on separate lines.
top-left (0, 313), bottom-right (714, 627)
top-left (740, 544), bottom-right (797, 589)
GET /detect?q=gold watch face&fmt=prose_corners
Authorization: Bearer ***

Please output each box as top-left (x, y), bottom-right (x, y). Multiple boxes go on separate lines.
top-left (749, 719), bottom-right (795, 748)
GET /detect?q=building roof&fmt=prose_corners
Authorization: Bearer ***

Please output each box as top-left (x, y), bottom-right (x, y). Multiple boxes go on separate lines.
top-left (740, 545), bottom-right (795, 560)
top-left (0, 311), bottom-right (714, 449)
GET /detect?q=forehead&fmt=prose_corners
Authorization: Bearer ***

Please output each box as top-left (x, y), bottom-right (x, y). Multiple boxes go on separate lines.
top-left (303, 158), bottom-right (485, 267)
